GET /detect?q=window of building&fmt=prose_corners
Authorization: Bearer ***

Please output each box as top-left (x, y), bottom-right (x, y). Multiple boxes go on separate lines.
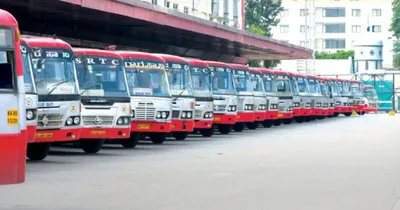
top-left (365, 61), bottom-right (369, 70)
top-left (352, 9), bottom-right (360, 17)
top-left (300, 25), bottom-right (306, 33)
top-left (324, 23), bottom-right (346, 33)
top-left (165, 1), bottom-right (170, 7)
top-left (323, 8), bottom-right (345, 17)
top-left (173, 3), bottom-right (178, 10)
top-left (372, 9), bottom-right (381, 16)
top-left (184, 6), bottom-right (189, 14)
top-left (280, 9), bottom-right (289, 17)
top-left (152, 0), bottom-right (157, 5)
top-left (372, 25), bottom-right (381, 32)
top-left (280, 25), bottom-right (289, 33)
top-left (300, 9), bottom-right (307, 16)
top-left (324, 39), bottom-right (346, 49)
top-left (352, 25), bottom-right (361, 33)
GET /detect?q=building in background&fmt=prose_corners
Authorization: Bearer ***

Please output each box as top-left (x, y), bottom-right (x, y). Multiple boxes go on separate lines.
top-left (140, 0), bottom-right (245, 29)
top-left (271, 0), bottom-right (394, 73)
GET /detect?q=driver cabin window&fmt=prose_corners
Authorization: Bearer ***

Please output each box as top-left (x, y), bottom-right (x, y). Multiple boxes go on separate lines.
top-left (0, 51), bottom-right (15, 89)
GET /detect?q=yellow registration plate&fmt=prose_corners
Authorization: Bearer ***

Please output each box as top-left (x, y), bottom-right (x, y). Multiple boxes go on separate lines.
top-left (278, 113), bottom-right (283, 118)
top-left (171, 124), bottom-right (176, 128)
top-left (236, 115), bottom-right (240, 119)
top-left (214, 117), bottom-right (221, 121)
top-left (91, 130), bottom-right (106, 135)
top-left (137, 124), bottom-right (150, 129)
top-left (36, 133), bottom-right (53, 138)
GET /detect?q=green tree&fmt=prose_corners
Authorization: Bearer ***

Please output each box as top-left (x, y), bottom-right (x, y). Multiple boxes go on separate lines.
top-left (390, 0), bottom-right (400, 67)
top-left (314, 50), bottom-right (354, 59)
top-left (245, 0), bottom-right (283, 68)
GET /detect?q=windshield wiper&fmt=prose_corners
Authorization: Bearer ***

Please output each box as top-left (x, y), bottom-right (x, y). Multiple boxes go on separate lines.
top-left (35, 79), bottom-right (46, 85)
top-left (44, 79), bottom-right (74, 98)
top-left (173, 84), bottom-right (192, 101)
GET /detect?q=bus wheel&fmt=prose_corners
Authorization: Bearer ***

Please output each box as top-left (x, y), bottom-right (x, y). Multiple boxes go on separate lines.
top-left (173, 132), bottom-right (188, 141)
top-left (218, 125), bottom-right (232, 134)
top-left (262, 120), bottom-right (273, 128)
top-left (333, 113), bottom-right (339, 117)
top-left (344, 112), bottom-right (352, 117)
top-left (81, 139), bottom-right (104, 154)
top-left (273, 120), bottom-right (282, 126)
top-left (361, 112), bottom-right (365, 115)
top-left (121, 133), bottom-right (140, 148)
top-left (283, 119), bottom-right (293, 125)
top-left (27, 143), bottom-right (50, 161)
top-left (200, 128), bottom-right (214, 137)
top-left (295, 117), bottom-right (304, 123)
top-left (233, 123), bottom-right (245, 132)
top-left (150, 133), bottom-right (166, 144)
top-left (247, 122), bottom-right (259, 130)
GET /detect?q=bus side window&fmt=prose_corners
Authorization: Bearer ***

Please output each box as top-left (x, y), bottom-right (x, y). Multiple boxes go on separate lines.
top-left (0, 51), bottom-right (14, 89)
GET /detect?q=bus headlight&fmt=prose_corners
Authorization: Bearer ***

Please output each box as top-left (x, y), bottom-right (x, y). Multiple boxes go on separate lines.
top-left (287, 107), bottom-right (293, 111)
top-left (73, 116), bottom-right (80, 125)
top-left (156, 112), bottom-right (162, 118)
top-left (66, 117), bottom-right (73, 125)
top-left (187, 111), bottom-right (192, 118)
top-left (124, 117), bottom-right (130, 125)
top-left (156, 111), bottom-right (169, 119)
top-left (228, 105), bottom-right (237, 112)
top-left (203, 112), bottom-right (213, 119)
top-left (117, 117), bottom-right (130, 125)
top-left (26, 110), bottom-right (34, 120)
top-left (181, 111), bottom-right (187, 118)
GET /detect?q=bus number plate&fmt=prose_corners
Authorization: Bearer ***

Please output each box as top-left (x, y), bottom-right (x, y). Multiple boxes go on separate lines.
top-left (36, 133), bottom-right (53, 138)
top-left (91, 131), bottom-right (106, 136)
top-left (137, 124), bottom-right (150, 129)
top-left (213, 117), bottom-right (221, 121)
top-left (278, 113), bottom-right (283, 118)
top-left (7, 109), bottom-right (18, 126)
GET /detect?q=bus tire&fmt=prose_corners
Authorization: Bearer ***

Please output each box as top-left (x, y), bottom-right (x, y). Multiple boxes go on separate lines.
top-left (200, 128), bottom-right (214, 137)
top-left (150, 133), bottom-right (166, 144)
top-left (81, 139), bottom-right (104, 154)
top-left (295, 117), bottom-right (304, 123)
top-left (344, 112), bottom-right (352, 117)
top-left (246, 122), bottom-right (259, 130)
top-left (273, 120), bottom-right (282, 126)
top-left (173, 132), bottom-right (188, 141)
top-left (121, 133), bottom-right (140, 148)
top-left (233, 123), bottom-right (245, 132)
top-left (218, 125), bottom-right (232, 134)
top-left (27, 143), bottom-right (50, 161)
top-left (333, 113), bottom-right (339, 117)
top-left (262, 120), bottom-right (273, 128)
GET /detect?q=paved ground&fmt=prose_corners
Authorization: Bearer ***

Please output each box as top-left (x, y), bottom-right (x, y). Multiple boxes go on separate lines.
top-left (1, 114), bottom-right (400, 210)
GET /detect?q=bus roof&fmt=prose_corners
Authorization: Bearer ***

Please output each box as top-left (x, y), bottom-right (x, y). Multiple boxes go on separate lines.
top-left (306, 75), bottom-right (318, 79)
top-left (0, 9), bottom-right (18, 27)
top-left (363, 85), bottom-right (375, 89)
top-left (205, 61), bottom-right (231, 68)
top-left (187, 58), bottom-right (209, 67)
top-left (153, 54), bottom-right (189, 64)
top-left (22, 36), bottom-right (72, 50)
top-left (248, 67), bottom-right (262, 74)
top-left (273, 70), bottom-right (289, 76)
top-left (73, 48), bottom-right (123, 59)
top-left (230, 63), bottom-right (249, 70)
top-left (256, 68), bottom-right (275, 75)
top-left (116, 51), bottom-right (165, 62)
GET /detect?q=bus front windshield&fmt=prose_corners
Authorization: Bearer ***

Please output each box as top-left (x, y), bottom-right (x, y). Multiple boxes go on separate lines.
top-left (191, 65), bottom-right (212, 97)
top-left (338, 82), bottom-right (351, 96)
top-left (233, 69), bottom-right (252, 95)
top-left (263, 74), bottom-right (277, 94)
top-left (251, 73), bottom-right (265, 94)
top-left (20, 44), bottom-right (35, 93)
top-left (124, 60), bottom-right (171, 97)
top-left (364, 88), bottom-right (378, 100)
top-left (276, 76), bottom-right (291, 96)
top-left (167, 62), bottom-right (193, 96)
top-left (76, 56), bottom-right (129, 97)
top-left (351, 83), bottom-right (363, 97)
top-left (319, 82), bottom-right (329, 97)
top-left (297, 77), bottom-right (309, 96)
top-left (289, 76), bottom-right (300, 96)
top-left (210, 66), bottom-right (236, 95)
top-left (31, 48), bottom-right (78, 95)
top-left (307, 78), bottom-right (321, 96)
top-left (330, 82), bottom-right (340, 97)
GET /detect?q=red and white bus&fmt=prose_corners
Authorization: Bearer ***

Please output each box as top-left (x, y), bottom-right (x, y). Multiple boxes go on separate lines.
top-left (74, 48), bottom-right (131, 152)
top-left (258, 68), bottom-right (279, 127)
top-left (273, 70), bottom-right (293, 125)
top-left (363, 85), bottom-right (379, 113)
top-left (0, 9), bottom-right (27, 184)
top-left (117, 51), bottom-right (172, 145)
top-left (156, 54), bottom-right (195, 141)
top-left (24, 36), bottom-right (81, 160)
top-left (248, 68), bottom-right (267, 129)
top-left (187, 59), bottom-right (214, 137)
top-left (231, 64), bottom-right (255, 132)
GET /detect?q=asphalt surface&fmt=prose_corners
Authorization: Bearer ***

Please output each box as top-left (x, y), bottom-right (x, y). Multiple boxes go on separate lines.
top-left (1, 114), bottom-right (400, 210)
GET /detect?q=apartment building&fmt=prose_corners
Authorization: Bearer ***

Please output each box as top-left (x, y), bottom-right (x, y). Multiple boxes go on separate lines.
top-left (271, 0), bottom-right (394, 68)
top-left (141, 0), bottom-right (244, 29)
